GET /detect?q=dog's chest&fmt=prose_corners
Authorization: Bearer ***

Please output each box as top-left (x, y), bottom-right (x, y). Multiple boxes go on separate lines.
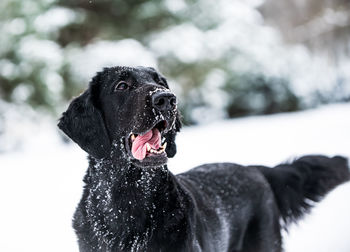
top-left (83, 174), bottom-right (167, 250)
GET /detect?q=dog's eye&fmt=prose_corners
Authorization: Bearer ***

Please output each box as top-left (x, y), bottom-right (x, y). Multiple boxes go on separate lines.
top-left (114, 81), bottom-right (128, 91)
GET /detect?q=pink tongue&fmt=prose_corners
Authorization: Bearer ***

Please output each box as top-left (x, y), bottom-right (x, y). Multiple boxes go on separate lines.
top-left (131, 128), bottom-right (161, 160)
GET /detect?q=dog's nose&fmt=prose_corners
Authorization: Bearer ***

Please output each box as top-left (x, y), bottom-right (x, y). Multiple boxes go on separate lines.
top-left (152, 92), bottom-right (177, 111)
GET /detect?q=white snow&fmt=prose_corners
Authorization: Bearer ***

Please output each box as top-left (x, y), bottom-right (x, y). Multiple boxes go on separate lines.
top-left (34, 7), bottom-right (78, 33)
top-left (1, 103), bottom-right (350, 251)
top-left (67, 40), bottom-right (158, 84)
top-left (18, 36), bottom-right (64, 70)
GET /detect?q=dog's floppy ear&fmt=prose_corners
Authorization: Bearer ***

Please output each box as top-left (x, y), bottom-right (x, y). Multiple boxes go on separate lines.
top-left (58, 89), bottom-right (111, 159)
top-left (164, 113), bottom-right (182, 158)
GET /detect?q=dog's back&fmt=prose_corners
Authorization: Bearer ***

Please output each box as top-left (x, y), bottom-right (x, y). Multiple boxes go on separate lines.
top-left (178, 163), bottom-right (282, 251)
top-left (176, 155), bottom-right (349, 251)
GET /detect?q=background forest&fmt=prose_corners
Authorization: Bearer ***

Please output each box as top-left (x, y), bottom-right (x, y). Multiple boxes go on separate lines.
top-left (1, 0), bottom-right (349, 132)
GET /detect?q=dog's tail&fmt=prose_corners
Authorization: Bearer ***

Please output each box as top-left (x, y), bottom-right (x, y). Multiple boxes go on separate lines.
top-left (257, 155), bottom-right (350, 226)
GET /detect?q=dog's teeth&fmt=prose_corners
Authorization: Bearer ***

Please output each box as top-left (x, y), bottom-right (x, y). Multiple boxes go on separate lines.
top-left (146, 143), bottom-right (151, 151)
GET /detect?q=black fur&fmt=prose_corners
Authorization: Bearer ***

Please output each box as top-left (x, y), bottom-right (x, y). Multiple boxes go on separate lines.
top-left (58, 66), bottom-right (350, 252)
top-left (58, 87), bottom-right (111, 159)
top-left (256, 155), bottom-right (350, 225)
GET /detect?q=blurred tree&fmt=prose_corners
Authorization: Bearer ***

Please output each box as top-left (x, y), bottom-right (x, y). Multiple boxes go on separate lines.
top-left (0, 0), bottom-right (348, 125)
top-left (0, 0), bottom-right (69, 110)
top-left (223, 74), bottom-right (300, 118)
top-left (57, 0), bottom-right (180, 45)
top-left (260, 0), bottom-right (350, 62)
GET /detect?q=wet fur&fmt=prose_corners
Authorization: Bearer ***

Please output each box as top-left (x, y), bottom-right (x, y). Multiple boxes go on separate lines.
top-left (58, 66), bottom-right (350, 252)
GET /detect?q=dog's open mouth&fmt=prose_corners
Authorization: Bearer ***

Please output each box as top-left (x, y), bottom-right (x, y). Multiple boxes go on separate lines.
top-left (128, 120), bottom-right (167, 161)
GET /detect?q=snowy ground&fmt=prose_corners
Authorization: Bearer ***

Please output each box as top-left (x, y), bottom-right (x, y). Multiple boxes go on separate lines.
top-left (0, 103), bottom-right (350, 252)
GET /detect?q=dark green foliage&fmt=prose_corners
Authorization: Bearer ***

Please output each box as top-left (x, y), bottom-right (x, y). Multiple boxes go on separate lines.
top-left (223, 74), bottom-right (301, 118)
top-left (56, 0), bottom-right (180, 45)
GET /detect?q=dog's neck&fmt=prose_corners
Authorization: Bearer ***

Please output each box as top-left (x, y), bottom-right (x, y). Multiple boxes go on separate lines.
top-left (83, 153), bottom-right (191, 250)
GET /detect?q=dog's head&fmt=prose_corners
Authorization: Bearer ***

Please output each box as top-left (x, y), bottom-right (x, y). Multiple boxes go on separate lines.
top-left (58, 66), bottom-right (181, 167)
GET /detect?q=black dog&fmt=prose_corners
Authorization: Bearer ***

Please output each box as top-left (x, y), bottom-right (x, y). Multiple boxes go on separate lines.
top-left (58, 66), bottom-right (349, 252)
